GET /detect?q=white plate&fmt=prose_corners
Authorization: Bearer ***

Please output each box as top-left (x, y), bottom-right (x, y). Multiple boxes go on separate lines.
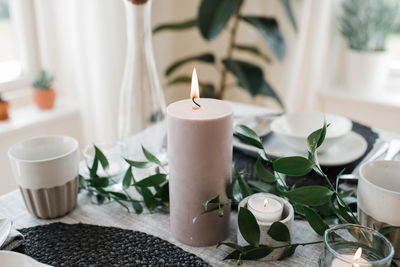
top-left (0, 218), bottom-right (11, 248)
top-left (234, 131), bottom-right (368, 166)
top-left (0, 251), bottom-right (52, 267)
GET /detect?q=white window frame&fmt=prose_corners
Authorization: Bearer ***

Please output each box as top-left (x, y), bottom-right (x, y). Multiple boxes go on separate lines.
top-left (0, 0), bottom-right (40, 93)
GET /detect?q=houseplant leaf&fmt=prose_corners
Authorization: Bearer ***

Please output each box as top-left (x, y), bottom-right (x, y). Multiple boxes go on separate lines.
top-left (238, 207), bottom-right (260, 247)
top-left (122, 166), bottom-right (133, 189)
top-left (133, 174), bottom-right (167, 187)
top-left (279, 0), bottom-right (297, 32)
top-left (241, 246), bottom-right (273, 260)
top-left (222, 59), bottom-right (263, 96)
top-left (165, 53), bottom-right (215, 76)
top-left (234, 124), bottom-right (264, 149)
top-left (233, 43), bottom-right (271, 63)
top-left (256, 156), bottom-right (276, 182)
top-left (280, 186), bottom-right (334, 206)
top-left (267, 221), bottom-right (291, 243)
top-left (153, 18), bottom-right (196, 34)
top-left (141, 145), bottom-right (161, 166)
top-left (259, 79), bottom-right (284, 108)
top-left (197, 0), bottom-right (243, 40)
top-left (242, 16), bottom-right (286, 60)
top-left (94, 145), bottom-right (109, 170)
top-left (248, 180), bottom-right (275, 193)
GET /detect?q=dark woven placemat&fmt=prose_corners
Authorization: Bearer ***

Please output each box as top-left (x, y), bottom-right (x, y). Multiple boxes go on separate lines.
top-left (234, 121), bottom-right (379, 187)
top-left (14, 223), bottom-right (211, 267)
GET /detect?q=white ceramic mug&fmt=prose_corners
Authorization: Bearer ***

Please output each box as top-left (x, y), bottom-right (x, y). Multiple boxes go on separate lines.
top-left (358, 160), bottom-right (400, 258)
top-left (8, 135), bottom-right (79, 219)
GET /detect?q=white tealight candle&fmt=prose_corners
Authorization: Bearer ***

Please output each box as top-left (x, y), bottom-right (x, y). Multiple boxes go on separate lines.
top-left (331, 248), bottom-right (371, 267)
top-left (247, 194), bottom-right (283, 223)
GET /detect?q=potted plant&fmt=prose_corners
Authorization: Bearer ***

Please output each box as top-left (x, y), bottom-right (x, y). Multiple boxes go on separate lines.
top-left (32, 71), bottom-right (56, 109)
top-left (338, 0), bottom-right (400, 92)
top-left (0, 93), bottom-right (9, 121)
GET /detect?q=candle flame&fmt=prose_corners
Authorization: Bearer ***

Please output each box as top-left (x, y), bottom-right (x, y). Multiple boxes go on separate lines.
top-left (190, 67), bottom-right (200, 100)
top-left (352, 247), bottom-right (362, 267)
top-left (263, 199), bottom-right (269, 207)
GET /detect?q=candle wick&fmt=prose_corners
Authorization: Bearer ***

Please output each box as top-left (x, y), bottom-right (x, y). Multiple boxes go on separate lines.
top-left (192, 97), bottom-right (201, 108)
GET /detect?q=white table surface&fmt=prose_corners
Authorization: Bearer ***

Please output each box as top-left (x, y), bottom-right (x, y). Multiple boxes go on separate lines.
top-left (0, 102), bottom-right (398, 266)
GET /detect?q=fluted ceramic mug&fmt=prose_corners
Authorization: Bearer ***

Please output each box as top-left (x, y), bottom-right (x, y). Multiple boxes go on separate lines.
top-left (358, 160), bottom-right (400, 259)
top-left (8, 135), bottom-right (79, 219)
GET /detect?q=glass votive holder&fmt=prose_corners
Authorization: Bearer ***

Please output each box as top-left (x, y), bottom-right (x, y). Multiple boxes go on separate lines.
top-left (319, 224), bottom-right (394, 267)
top-left (83, 142), bottom-right (128, 188)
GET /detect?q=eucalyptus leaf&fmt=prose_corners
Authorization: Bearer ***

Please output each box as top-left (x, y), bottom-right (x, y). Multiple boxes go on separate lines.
top-left (302, 206), bottom-right (329, 236)
top-left (233, 44), bottom-right (271, 63)
top-left (241, 246), bottom-right (273, 260)
top-left (197, 0), bottom-right (243, 40)
top-left (142, 145), bottom-right (162, 166)
top-left (279, 0), bottom-right (297, 32)
top-left (133, 174), bottom-right (167, 187)
top-left (238, 207), bottom-right (260, 247)
top-left (256, 157), bottom-right (276, 182)
top-left (122, 166), bottom-right (133, 189)
top-left (267, 221), bottom-right (291, 243)
top-left (248, 180), bottom-right (275, 193)
top-left (234, 124), bottom-right (264, 149)
top-left (280, 186), bottom-right (334, 206)
top-left (125, 159), bottom-right (152, 168)
top-left (222, 59), bottom-right (263, 96)
top-left (379, 226), bottom-right (400, 236)
top-left (273, 156), bottom-right (314, 176)
top-left (88, 177), bottom-right (109, 188)
top-left (241, 16), bottom-right (286, 60)
top-left (94, 145), bottom-right (109, 170)
top-left (153, 18), bottom-right (196, 34)
top-left (165, 53), bottom-right (215, 76)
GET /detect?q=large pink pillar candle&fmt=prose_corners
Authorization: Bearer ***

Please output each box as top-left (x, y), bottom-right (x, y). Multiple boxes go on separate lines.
top-left (167, 98), bottom-right (233, 246)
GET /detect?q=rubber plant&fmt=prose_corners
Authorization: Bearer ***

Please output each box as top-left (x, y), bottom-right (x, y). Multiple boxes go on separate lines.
top-left (32, 70), bottom-right (56, 110)
top-left (153, 0), bottom-right (298, 108)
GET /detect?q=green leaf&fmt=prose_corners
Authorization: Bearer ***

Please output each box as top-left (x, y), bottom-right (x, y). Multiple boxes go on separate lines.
top-left (332, 198), bottom-right (358, 224)
top-left (280, 186), bottom-right (334, 206)
top-left (124, 159), bottom-right (152, 168)
top-left (279, 0), bottom-right (297, 32)
top-left (202, 195), bottom-right (220, 211)
top-left (242, 246), bottom-right (273, 260)
top-left (236, 171), bottom-right (252, 198)
top-left (153, 18), bottom-right (196, 34)
top-left (218, 242), bottom-right (245, 252)
top-left (267, 221), bottom-right (291, 243)
top-left (307, 122), bottom-right (327, 152)
top-left (78, 175), bottom-right (87, 192)
top-left (113, 198), bottom-right (130, 212)
top-left (233, 43), bottom-right (271, 63)
top-left (133, 174), bottom-right (167, 187)
top-left (108, 191), bottom-right (128, 201)
top-left (259, 79), bottom-right (284, 108)
top-left (165, 53), bottom-right (215, 76)
top-left (130, 200), bottom-right (143, 214)
top-left (256, 157), bottom-right (276, 182)
top-left (248, 180), bottom-right (275, 193)
top-left (234, 124), bottom-right (264, 149)
top-left (223, 250), bottom-right (241, 261)
top-left (222, 59), bottom-right (263, 96)
top-left (302, 206), bottom-right (329, 236)
top-left (241, 16), bottom-right (286, 60)
top-left (197, 0), bottom-right (243, 40)
top-left (141, 187), bottom-right (157, 212)
top-left (94, 145), bottom-right (109, 170)
top-left (192, 205), bottom-right (221, 224)
top-left (379, 226), bottom-right (400, 236)
top-left (122, 166), bottom-right (133, 189)
top-left (238, 207), bottom-right (260, 247)
top-left (89, 157), bottom-right (98, 178)
top-left (88, 177), bottom-right (109, 188)
top-left (273, 156), bottom-right (314, 176)
top-left (390, 261), bottom-right (399, 267)
top-left (339, 190), bottom-right (357, 205)
top-left (281, 244), bottom-right (298, 259)
top-left (142, 145), bottom-right (161, 166)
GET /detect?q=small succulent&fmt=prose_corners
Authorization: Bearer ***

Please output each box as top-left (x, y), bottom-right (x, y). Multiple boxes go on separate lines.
top-left (338, 0), bottom-right (400, 51)
top-left (32, 71), bottom-right (54, 90)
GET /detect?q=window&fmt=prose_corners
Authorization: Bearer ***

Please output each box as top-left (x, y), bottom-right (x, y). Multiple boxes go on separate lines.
top-left (0, 0), bottom-right (39, 93)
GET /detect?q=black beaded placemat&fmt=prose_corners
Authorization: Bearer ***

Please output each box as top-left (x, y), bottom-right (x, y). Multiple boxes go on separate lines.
top-left (234, 121), bottom-right (379, 187)
top-left (14, 223), bottom-right (211, 267)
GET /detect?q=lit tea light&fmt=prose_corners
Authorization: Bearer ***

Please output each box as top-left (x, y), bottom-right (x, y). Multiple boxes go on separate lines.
top-left (331, 247), bottom-right (371, 267)
top-left (247, 194), bottom-right (283, 223)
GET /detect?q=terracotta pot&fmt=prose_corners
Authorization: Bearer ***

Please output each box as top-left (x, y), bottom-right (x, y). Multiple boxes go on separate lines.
top-left (33, 87), bottom-right (55, 110)
top-left (0, 101), bottom-right (9, 121)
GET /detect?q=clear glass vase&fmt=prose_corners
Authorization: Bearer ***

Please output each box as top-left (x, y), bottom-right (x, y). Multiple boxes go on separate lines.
top-left (118, 0), bottom-right (166, 155)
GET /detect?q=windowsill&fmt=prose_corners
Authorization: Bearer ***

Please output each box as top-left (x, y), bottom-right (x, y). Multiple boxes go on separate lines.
top-left (0, 99), bottom-right (81, 136)
top-left (320, 87), bottom-right (400, 108)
